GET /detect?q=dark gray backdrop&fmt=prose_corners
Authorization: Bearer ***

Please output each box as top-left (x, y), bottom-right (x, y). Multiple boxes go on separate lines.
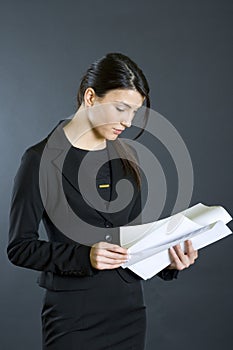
top-left (0, 1), bottom-right (232, 349)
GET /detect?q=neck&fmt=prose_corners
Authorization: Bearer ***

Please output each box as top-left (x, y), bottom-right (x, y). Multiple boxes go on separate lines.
top-left (63, 106), bottom-right (106, 150)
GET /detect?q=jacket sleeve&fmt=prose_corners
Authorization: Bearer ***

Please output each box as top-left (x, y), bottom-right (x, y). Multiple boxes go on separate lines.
top-left (7, 148), bottom-right (97, 277)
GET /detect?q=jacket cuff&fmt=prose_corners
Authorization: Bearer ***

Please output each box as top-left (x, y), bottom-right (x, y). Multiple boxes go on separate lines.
top-left (74, 244), bottom-right (99, 276)
top-left (58, 244), bottom-right (99, 277)
top-left (156, 267), bottom-right (179, 281)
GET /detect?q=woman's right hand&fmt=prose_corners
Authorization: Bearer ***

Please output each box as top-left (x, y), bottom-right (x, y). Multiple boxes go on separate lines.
top-left (90, 242), bottom-right (129, 270)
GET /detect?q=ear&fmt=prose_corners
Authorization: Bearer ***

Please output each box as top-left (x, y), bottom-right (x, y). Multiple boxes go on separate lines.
top-left (83, 87), bottom-right (96, 107)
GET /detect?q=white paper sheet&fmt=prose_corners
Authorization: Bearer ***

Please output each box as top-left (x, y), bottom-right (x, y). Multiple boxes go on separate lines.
top-left (120, 203), bottom-right (232, 280)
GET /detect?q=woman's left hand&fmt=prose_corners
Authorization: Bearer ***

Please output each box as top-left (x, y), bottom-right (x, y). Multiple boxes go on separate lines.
top-left (167, 240), bottom-right (198, 270)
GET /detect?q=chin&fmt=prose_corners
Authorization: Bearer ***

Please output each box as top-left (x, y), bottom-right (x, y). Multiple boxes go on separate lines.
top-left (104, 129), bottom-right (119, 140)
top-left (106, 134), bottom-right (118, 141)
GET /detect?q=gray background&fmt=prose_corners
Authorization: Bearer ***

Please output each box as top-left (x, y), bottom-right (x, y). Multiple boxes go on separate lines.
top-left (0, 0), bottom-right (232, 349)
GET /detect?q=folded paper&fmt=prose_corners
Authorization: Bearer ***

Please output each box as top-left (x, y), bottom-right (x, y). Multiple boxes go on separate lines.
top-left (120, 203), bottom-right (232, 280)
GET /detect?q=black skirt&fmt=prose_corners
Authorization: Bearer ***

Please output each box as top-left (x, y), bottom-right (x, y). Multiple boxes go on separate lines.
top-left (41, 269), bottom-right (147, 350)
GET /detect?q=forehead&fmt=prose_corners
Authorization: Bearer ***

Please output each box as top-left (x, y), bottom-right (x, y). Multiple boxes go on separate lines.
top-left (103, 89), bottom-right (145, 108)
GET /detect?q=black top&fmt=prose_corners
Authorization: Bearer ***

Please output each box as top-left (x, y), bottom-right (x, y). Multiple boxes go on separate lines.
top-left (68, 145), bottom-right (112, 203)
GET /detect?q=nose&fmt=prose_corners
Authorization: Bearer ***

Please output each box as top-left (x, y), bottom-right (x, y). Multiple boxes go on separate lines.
top-left (121, 120), bottom-right (131, 128)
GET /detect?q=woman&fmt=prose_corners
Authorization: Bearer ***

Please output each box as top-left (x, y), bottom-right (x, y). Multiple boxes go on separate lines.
top-left (7, 52), bottom-right (198, 350)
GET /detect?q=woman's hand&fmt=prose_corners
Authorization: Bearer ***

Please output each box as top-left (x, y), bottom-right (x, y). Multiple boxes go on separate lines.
top-left (90, 242), bottom-right (129, 270)
top-left (167, 240), bottom-right (198, 270)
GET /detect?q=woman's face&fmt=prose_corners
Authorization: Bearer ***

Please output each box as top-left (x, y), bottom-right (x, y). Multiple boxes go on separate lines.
top-left (85, 88), bottom-right (145, 140)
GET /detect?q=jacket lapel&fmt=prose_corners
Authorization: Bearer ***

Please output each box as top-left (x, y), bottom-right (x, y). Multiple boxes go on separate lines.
top-left (46, 119), bottom-right (126, 224)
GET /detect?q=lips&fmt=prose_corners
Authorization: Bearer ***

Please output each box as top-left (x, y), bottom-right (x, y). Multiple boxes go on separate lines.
top-left (113, 128), bottom-right (124, 135)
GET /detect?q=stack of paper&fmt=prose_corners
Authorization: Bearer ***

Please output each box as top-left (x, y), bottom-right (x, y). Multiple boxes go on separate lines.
top-left (120, 203), bottom-right (232, 280)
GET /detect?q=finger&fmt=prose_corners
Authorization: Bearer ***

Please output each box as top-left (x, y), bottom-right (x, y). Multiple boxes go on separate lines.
top-left (97, 242), bottom-right (128, 255)
top-left (184, 240), bottom-right (198, 263)
top-left (92, 245), bottom-right (129, 262)
top-left (173, 244), bottom-right (191, 267)
top-left (95, 255), bottom-right (128, 265)
top-left (169, 247), bottom-right (186, 270)
top-left (93, 257), bottom-right (127, 270)
top-left (109, 243), bottom-right (128, 254)
top-left (96, 264), bottom-right (121, 270)
top-left (96, 249), bottom-right (129, 261)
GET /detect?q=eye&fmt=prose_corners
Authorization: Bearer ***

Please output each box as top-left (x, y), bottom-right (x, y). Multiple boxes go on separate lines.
top-left (116, 107), bottom-right (125, 112)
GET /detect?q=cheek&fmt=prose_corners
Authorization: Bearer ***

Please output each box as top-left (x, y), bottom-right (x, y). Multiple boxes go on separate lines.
top-left (105, 106), bottom-right (128, 124)
top-left (96, 124), bottom-right (114, 135)
top-left (89, 105), bottom-right (121, 127)
top-left (100, 105), bottom-right (120, 124)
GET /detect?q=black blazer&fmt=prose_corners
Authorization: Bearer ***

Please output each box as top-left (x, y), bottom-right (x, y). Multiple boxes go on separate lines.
top-left (7, 119), bottom-right (178, 291)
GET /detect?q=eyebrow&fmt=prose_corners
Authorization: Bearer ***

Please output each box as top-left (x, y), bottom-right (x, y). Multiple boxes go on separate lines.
top-left (113, 101), bottom-right (142, 110)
